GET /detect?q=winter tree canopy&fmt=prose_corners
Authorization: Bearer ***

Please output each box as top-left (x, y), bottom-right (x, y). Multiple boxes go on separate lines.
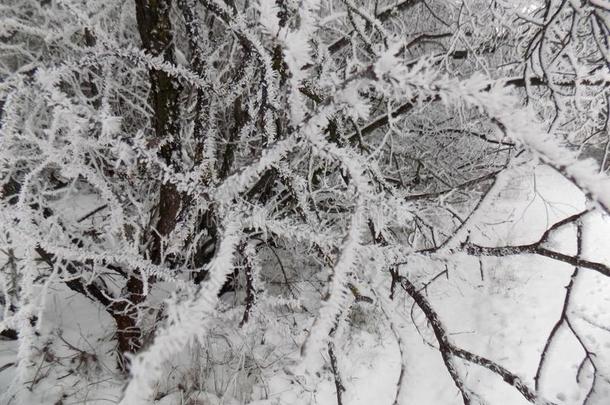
top-left (1, 0), bottom-right (609, 404)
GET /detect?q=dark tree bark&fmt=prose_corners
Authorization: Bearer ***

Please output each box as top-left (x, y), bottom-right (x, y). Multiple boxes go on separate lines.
top-left (134, 0), bottom-right (183, 265)
top-left (103, 0), bottom-right (185, 368)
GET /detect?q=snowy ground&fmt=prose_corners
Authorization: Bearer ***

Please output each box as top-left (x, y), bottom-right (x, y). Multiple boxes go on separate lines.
top-left (1, 165), bottom-right (609, 405)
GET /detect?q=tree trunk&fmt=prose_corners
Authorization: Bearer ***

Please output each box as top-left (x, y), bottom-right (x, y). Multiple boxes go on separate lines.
top-left (109, 0), bottom-right (183, 367)
top-left (134, 0), bottom-right (183, 264)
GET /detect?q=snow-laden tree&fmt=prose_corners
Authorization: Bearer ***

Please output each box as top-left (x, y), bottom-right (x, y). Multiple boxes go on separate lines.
top-left (0, 0), bottom-right (609, 404)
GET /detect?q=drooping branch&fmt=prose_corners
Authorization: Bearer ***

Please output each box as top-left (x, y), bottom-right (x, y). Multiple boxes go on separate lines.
top-left (328, 341), bottom-right (345, 405)
top-left (533, 220), bottom-right (596, 398)
top-left (398, 273), bottom-right (557, 405)
top-left (398, 274), bottom-right (473, 404)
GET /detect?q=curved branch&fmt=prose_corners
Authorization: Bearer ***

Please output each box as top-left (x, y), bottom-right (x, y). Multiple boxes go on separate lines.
top-left (398, 274), bottom-right (557, 405)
